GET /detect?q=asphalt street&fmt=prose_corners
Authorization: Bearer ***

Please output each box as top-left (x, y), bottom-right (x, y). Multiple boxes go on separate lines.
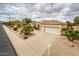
top-left (0, 23), bottom-right (17, 56)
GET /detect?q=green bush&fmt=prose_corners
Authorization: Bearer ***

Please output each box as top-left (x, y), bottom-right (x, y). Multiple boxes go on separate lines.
top-left (14, 20), bottom-right (21, 28)
top-left (62, 21), bottom-right (79, 42)
top-left (20, 24), bottom-right (34, 35)
top-left (22, 18), bottom-right (32, 26)
top-left (64, 29), bottom-right (79, 41)
top-left (5, 18), bottom-right (34, 39)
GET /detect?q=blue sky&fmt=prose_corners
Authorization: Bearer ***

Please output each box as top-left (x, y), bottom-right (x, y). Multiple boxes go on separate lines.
top-left (0, 3), bottom-right (79, 22)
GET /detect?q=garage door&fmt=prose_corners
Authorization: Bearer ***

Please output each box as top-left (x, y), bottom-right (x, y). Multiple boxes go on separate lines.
top-left (41, 27), bottom-right (61, 35)
top-left (45, 27), bottom-right (61, 35)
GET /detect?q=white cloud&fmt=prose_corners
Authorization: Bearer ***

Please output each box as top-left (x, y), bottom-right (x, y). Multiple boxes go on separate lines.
top-left (0, 3), bottom-right (79, 22)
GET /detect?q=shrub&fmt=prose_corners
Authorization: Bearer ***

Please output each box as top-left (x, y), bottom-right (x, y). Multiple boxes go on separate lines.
top-left (62, 21), bottom-right (79, 42)
top-left (14, 20), bottom-right (21, 28)
top-left (20, 24), bottom-right (34, 35)
top-left (22, 18), bottom-right (32, 26)
top-left (33, 23), bottom-right (40, 30)
top-left (5, 21), bottom-right (16, 28)
top-left (65, 29), bottom-right (79, 41)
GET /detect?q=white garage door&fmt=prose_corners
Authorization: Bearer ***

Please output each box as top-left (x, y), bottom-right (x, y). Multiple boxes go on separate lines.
top-left (41, 27), bottom-right (61, 35)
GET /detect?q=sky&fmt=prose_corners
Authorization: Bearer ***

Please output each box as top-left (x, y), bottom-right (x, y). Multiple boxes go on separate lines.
top-left (0, 3), bottom-right (79, 22)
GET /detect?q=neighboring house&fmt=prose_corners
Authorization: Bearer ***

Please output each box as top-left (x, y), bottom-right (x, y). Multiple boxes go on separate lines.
top-left (40, 20), bottom-right (66, 35)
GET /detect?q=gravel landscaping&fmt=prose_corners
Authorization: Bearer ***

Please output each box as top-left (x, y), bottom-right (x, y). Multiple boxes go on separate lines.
top-left (44, 36), bottom-right (79, 56)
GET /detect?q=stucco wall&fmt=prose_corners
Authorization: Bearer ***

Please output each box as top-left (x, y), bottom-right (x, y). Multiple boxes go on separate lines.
top-left (73, 26), bottom-right (79, 31)
top-left (40, 24), bottom-right (62, 28)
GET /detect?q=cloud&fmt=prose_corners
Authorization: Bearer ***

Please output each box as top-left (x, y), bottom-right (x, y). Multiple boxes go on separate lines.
top-left (0, 3), bottom-right (79, 22)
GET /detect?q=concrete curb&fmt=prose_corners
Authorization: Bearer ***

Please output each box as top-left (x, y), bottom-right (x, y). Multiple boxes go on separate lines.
top-left (3, 25), bottom-right (20, 56)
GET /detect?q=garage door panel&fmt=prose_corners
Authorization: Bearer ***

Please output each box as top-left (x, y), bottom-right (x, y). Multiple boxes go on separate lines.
top-left (45, 27), bottom-right (61, 35)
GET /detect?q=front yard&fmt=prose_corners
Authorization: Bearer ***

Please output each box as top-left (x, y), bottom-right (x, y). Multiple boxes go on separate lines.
top-left (3, 25), bottom-right (79, 56)
top-left (3, 16), bottom-right (79, 56)
top-left (3, 25), bottom-right (59, 56)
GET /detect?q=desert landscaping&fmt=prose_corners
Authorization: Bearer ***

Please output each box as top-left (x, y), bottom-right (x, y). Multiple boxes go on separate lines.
top-left (1, 16), bottom-right (79, 56)
top-left (0, 3), bottom-right (79, 56)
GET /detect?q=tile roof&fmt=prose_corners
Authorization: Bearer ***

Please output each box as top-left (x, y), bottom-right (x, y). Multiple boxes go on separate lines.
top-left (40, 20), bottom-right (64, 25)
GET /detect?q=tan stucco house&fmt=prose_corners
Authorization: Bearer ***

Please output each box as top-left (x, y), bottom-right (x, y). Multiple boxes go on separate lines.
top-left (39, 20), bottom-right (66, 35)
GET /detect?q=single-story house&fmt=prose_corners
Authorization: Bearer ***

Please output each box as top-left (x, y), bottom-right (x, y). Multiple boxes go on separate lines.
top-left (40, 20), bottom-right (66, 35)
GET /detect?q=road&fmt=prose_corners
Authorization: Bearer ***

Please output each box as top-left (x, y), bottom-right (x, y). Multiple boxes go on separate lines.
top-left (0, 23), bottom-right (17, 56)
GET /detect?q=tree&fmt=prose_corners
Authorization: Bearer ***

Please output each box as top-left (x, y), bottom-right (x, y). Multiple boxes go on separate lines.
top-left (74, 16), bottom-right (79, 25)
top-left (22, 18), bottom-right (32, 26)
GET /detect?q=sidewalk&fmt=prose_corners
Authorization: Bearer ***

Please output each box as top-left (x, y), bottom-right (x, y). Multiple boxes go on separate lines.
top-left (3, 25), bottom-right (58, 56)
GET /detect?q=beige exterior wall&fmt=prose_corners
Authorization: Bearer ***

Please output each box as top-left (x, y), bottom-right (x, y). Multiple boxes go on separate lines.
top-left (40, 24), bottom-right (62, 28)
top-left (73, 26), bottom-right (79, 31)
